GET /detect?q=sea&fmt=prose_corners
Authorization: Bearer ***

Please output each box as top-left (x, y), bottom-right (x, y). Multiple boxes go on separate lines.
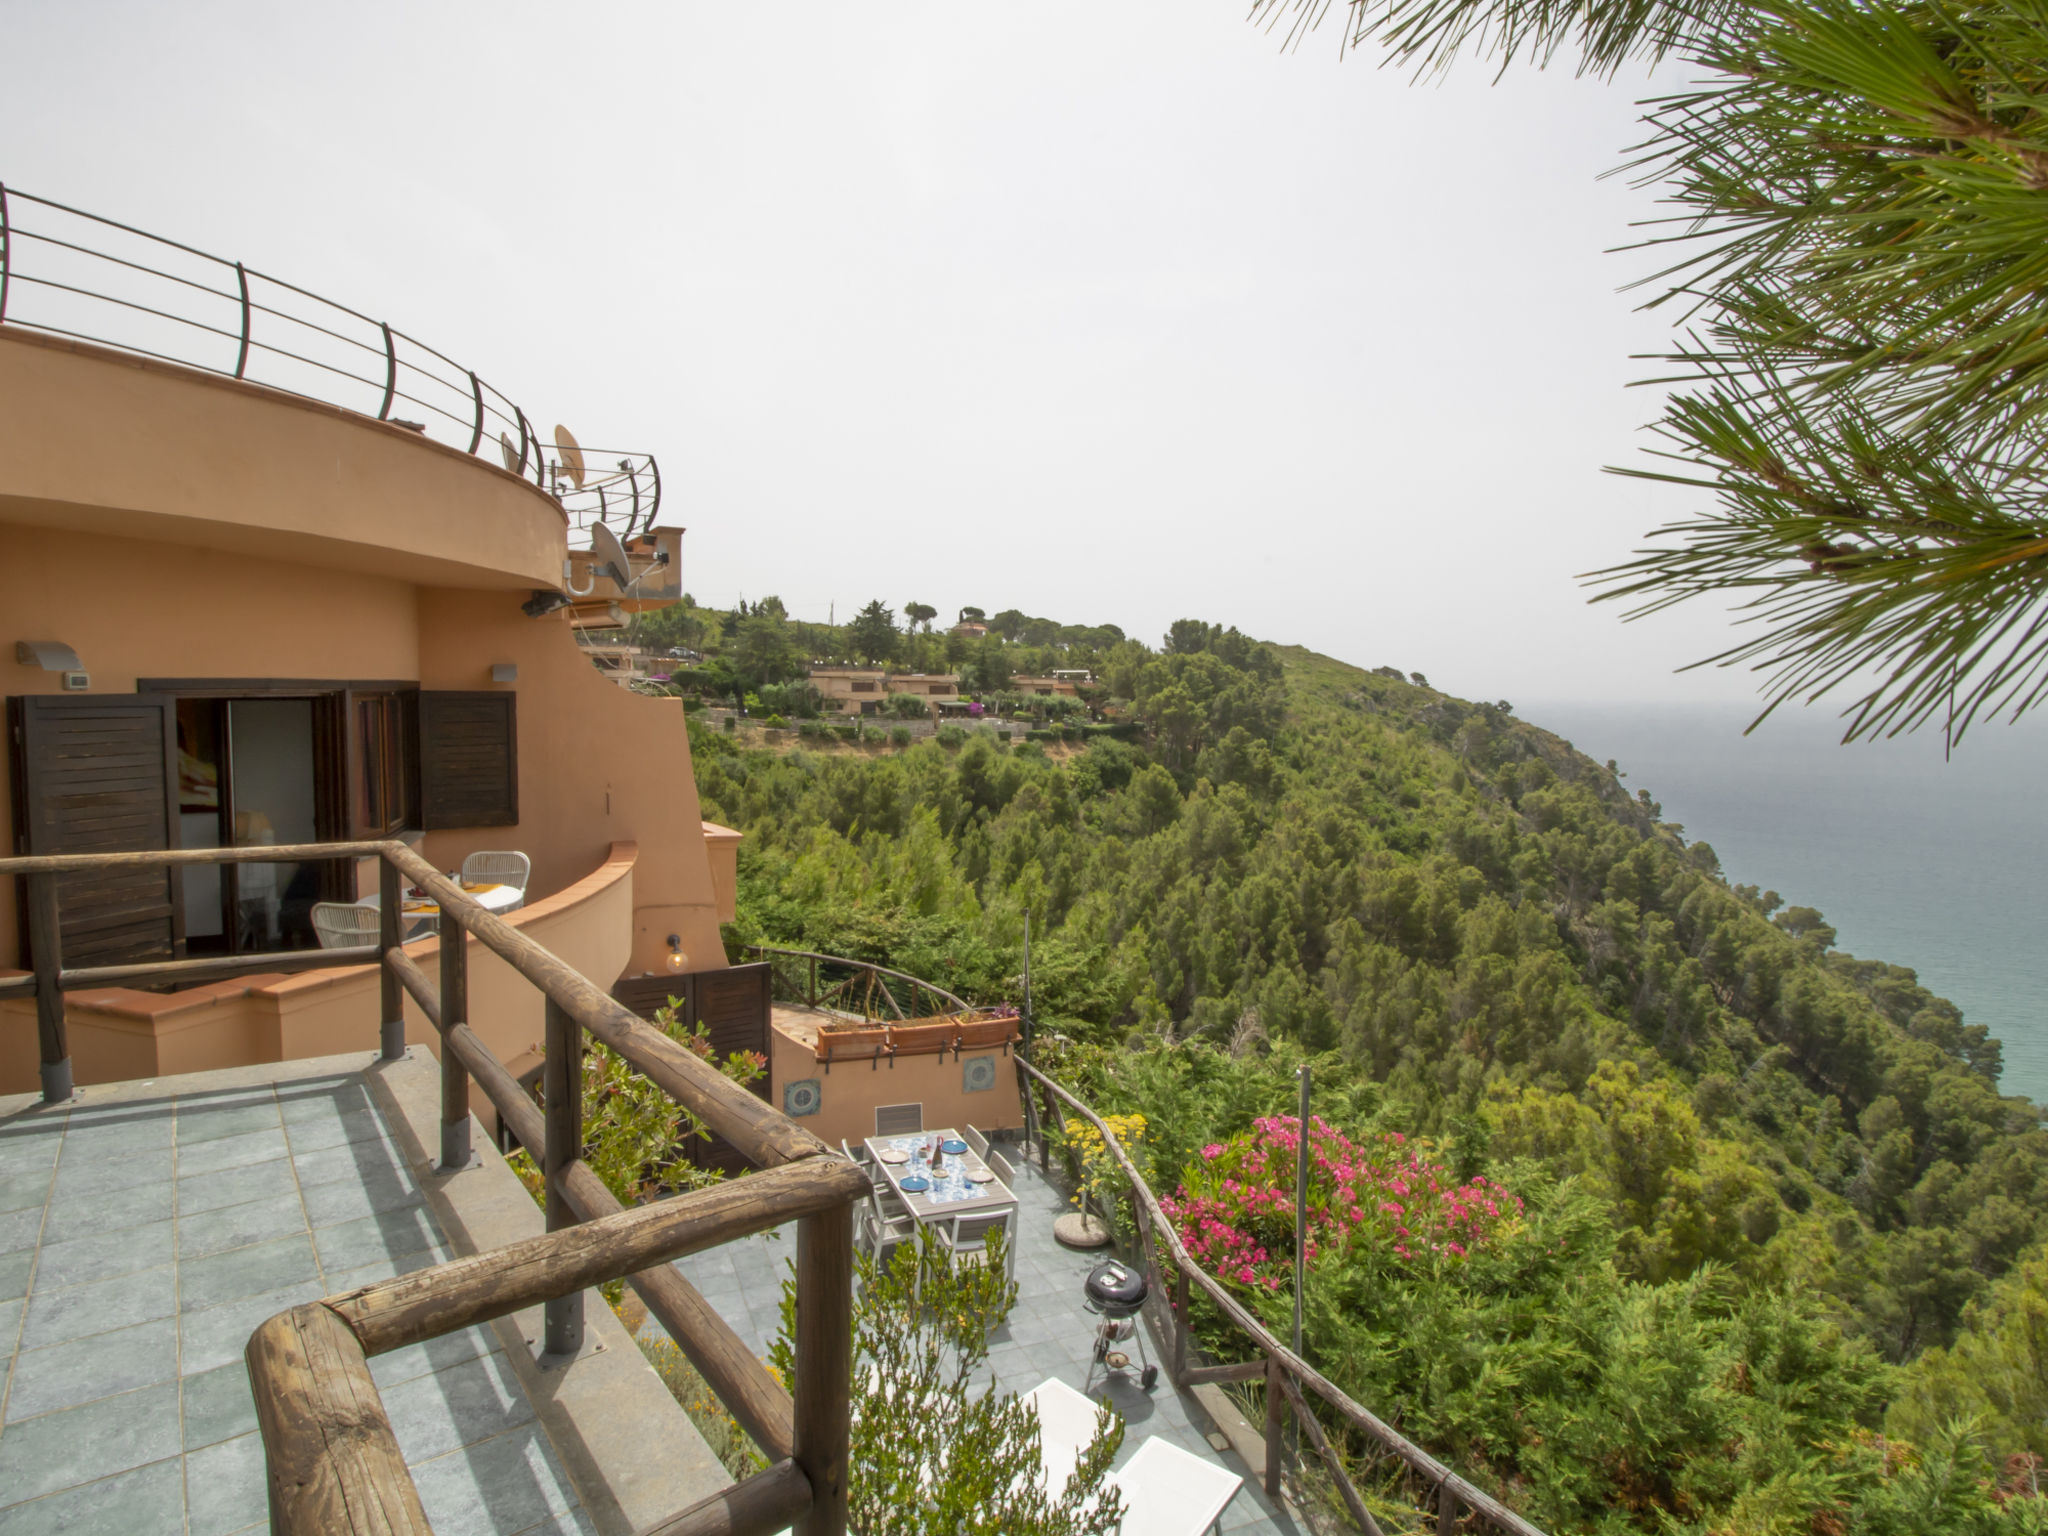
top-left (1523, 700), bottom-right (2048, 1110)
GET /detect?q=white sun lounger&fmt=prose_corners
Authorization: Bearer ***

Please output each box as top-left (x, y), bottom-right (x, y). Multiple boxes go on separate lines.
top-left (1021, 1376), bottom-right (1242, 1535)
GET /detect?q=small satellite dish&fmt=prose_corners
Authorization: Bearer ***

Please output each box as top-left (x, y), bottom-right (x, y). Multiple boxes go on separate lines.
top-left (589, 521), bottom-right (634, 590)
top-left (554, 424), bottom-right (586, 490)
top-left (499, 432), bottom-right (520, 473)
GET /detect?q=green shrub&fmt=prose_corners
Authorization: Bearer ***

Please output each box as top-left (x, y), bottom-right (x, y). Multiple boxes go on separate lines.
top-left (936, 724), bottom-right (966, 748)
top-left (890, 726), bottom-right (913, 748)
top-left (762, 714), bottom-right (788, 730)
top-left (721, 715), bottom-right (736, 733)
top-left (834, 724), bottom-right (858, 743)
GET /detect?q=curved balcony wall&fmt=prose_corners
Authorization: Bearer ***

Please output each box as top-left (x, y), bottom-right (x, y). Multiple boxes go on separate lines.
top-left (0, 843), bottom-right (638, 1096)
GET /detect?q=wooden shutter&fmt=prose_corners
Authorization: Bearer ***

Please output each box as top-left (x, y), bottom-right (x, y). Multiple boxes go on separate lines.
top-left (9, 694), bottom-right (182, 967)
top-left (613, 963), bottom-right (774, 1174)
top-left (419, 691), bottom-right (517, 829)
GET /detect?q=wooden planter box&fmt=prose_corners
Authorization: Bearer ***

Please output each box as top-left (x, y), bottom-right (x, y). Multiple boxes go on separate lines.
top-left (816, 1025), bottom-right (891, 1062)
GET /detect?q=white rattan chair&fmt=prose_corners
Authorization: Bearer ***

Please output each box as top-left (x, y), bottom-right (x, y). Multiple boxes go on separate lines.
top-left (939, 1209), bottom-right (1013, 1279)
top-left (989, 1149), bottom-right (1017, 1187)
top-left (460, 850), bottom-right (531, 908)
top-left (965, 1125), bottom-right (990, 1159)
top-left (858, 1185), bottom-right (917, 1267)
top-left (311, 901), bottom-right (380, 950)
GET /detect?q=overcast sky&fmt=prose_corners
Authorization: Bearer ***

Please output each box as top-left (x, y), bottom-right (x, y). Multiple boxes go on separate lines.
top-left (6, 1), bottom-right (1758, 706)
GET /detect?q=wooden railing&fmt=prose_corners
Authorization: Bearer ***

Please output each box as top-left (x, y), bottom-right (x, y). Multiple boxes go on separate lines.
top-left (1020, 1059), bottom-right (1548, 1536)
top-left (0, 840), bottom-right (865, 1536)
top-left (745, 941), bottom-right (973, 1021)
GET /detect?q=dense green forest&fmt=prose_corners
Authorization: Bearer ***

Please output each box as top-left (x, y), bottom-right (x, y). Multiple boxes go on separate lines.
top-left (679, 601), bottom-right (2048, 1533)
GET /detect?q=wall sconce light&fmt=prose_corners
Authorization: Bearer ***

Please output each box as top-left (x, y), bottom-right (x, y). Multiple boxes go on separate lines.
top-left (665, 934), bottom-right (688, 975)
top-left (16, 640), bottom-right (81, 670)
top-left (490, 663), bottom-right (518, 683)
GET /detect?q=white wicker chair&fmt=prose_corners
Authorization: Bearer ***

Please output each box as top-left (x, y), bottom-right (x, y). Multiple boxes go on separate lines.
top-left (939, 1209), bottom-right (1013, 1279)
top-left (965, 1125), bottom-right (990, 1160)
top-left (858, 1185), bottom-right (917, 1267)
top-left (875, 1102), bottom-right (924, 1136)
top-left (460, 850), bottom-right (531, 908)
top-left (310, 901), bottom-right (380, 950)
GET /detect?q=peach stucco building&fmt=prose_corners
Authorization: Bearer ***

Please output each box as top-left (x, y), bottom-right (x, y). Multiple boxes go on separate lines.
top-left (0, 321), bottom-right (738, 1096)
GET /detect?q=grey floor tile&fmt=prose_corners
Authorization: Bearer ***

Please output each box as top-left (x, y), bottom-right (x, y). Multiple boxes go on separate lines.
top-left (368, 1325), bottom-right (497, 1391)
top-left (407, 1423), bottom-right (582, 1536)
top-left (0, 1379), bottom-right (181, 1506)
top-left (177, 1193), bottom-right (310, 1261)
top-left (511, 1506), bottom-right (601, 1536)
top-left (40, 1175), bottom-right (174, 1243)
top-left (301, 1167), bottom-right (423, 1229)
top-left (0, 1248), bottom-right (31, 1302)
top-left (175, 1127), bottom-right (288, 1179)
top-left (49, 1147), bottom-right (174, 1199)
top-left (0, 1167), bottom-right (54, 1215)
top-left (4, 1315), bottom-right (179, 1421)
top-left (178, 1233), bottom-right (319, 1311)
top-left (21, 1262), bottom-right (177, 1350)
top-left (58, 1107), bottom-right (174, 1155)
top-left (323, 1253), bottom-right (448, 1302)
top-left (181, 1360), bottom-right (258, 1450)
top-left (175, 1099), bottom-right (281, 1148)
top-left (0, 1294), bottom-right (22, 1352)
top-left (0, 1121), bottom-right (68, 1177)
top-left (178, 1280), bottom-right (325, 1376)
top-left (175, 1157), bottom-right (298, 1216)
top-left (0, 1204), bottom-right (44, 1256)
top-left (184, 1430), bottom-right (269, 1536)
top-left (0, 1454), bottom-right (185, 1532)
top-left (312, 1205), bottom-right (443, 1275)
top-left (30, 1218), bottom-right (174, 1291)
top-left (289, 1131), bottom-right (406, 1191)
top-left (382, 1349), bottom-right (534, 1463)
top-left (322, 1243), bottom-right (449, 1295)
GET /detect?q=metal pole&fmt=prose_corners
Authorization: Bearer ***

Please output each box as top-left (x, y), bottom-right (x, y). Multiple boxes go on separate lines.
top-left (542, 998), bottom-right (584, 1357)
top-left (377, 858), bottom-right (404, 1060)
top-left (438, 906), bottom-right (471, 1170)
top-left (1294, 1064), bottom-right (1310, 1360)
top-left (1021, 911), bottom-right (1032, 1043)
top-left (27, 873), bottom-right (71, 1103)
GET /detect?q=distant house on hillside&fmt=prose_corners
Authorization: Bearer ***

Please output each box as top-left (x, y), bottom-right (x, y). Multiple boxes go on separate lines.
top-left (949, 619), bottom-right (988, 638)
top-left (1011, 674), bottom-right (1080, 699)
top-left (806, 667), bottom-right (959, 716)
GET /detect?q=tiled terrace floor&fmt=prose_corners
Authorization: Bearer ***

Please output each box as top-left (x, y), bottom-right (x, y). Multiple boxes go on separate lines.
top-left (0, 1067), bottom-right (596, 1535)
top-left (668, 1143), bottom-right (1302, 1535)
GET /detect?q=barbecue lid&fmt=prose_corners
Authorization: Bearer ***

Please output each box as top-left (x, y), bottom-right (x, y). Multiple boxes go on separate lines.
top-left (1084, 1259), bottom-right (1148, 1311)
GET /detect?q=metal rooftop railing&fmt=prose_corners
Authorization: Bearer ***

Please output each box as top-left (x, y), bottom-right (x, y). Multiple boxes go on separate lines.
top-left (0, 181), bottom-right (661, 540)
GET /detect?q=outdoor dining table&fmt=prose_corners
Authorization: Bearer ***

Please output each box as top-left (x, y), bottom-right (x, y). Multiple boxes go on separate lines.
top-left (362, 882), bottom-right (522, 939)
top-left (863, 1127), bottom-right (1020, 1272)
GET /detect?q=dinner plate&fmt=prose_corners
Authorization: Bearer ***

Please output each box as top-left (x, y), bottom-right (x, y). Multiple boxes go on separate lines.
top-left (940, 1139), bottom-right (968, 1156)
top-left (898, 1175), bottom-right (930, 1193)
top-left (877, 1148), bottom-right (910, 1165)
top-left (967, 1169), bottom-right (996, 1184)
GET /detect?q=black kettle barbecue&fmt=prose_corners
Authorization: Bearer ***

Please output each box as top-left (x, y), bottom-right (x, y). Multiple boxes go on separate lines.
top-left (1083, 1259), bottom-right (1159, 1391)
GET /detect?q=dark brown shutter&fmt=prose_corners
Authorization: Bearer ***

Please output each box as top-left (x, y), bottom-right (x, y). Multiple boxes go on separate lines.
top-left (613, 963), bottom-right (773, 1174)
top-left (419, 691), bottom-right (517, 829)
top-left (9, 694), bottom-right (182, 967)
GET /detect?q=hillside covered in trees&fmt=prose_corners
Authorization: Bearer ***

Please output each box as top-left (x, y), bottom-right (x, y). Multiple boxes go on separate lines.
top-left (685, 609), bottom-right (2048, 1533)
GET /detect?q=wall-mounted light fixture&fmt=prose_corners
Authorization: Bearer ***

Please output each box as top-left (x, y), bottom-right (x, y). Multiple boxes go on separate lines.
top-left (490, 663), bottom-right (518, 683)
top-left (15, 640), bottom-right (81, 670)
top-left (665, 934), bottom-right (688, 975)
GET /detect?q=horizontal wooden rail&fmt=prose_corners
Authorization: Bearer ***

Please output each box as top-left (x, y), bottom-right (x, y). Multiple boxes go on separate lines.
top-left (246, 1303), bottom-right (431, 1535)
top-left (0, 839), bottom-right (393, 875)
top-left (62, 944), bottom-right (380, 991)
top-left (644, 1457), bottom-right (813, 1536)
top-left (325, 1154), bottom-right (870, 1355)
top-left (1023, 1059), bottom-right (1547, 1536)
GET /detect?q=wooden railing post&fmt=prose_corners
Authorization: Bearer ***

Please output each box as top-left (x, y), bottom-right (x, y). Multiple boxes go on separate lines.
top-left (1264, 1353), bottom-right (1285, 1499)
top-left (808, 954), bottom-right (817, 1006)
top-left (1171, 1259), bottom-right (1190, 1386)
top-left (542, 997), bottom-right (584, 1358)
top-left (378, 858), bottom-right (404, 1060)
top-left (792, 1204), bottom-right (853, 1536)
top-left (1440, 1480), bottom-right (1460, 1535)
top-left (438, 904), bottom-right (471, 1170)
top-left (26, 872), bottom-right (70, 1103)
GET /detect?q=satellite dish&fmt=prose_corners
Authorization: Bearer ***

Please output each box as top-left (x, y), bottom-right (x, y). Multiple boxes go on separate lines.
top-left (499, 432), bottom-right (520, 473)
top-left (589, 521), bottom-right (634, 590)
top-left (554, 424), bottom-right (586, 490)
